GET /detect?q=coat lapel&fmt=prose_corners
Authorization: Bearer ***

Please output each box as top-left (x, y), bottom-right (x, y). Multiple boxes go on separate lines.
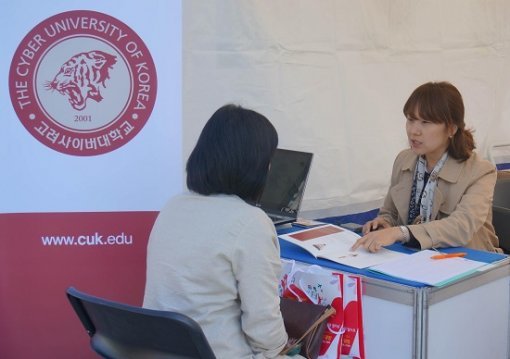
top-left (392, 154), bottom-right (417, 224)
top-left (431, 156), bottom-right (463, 219)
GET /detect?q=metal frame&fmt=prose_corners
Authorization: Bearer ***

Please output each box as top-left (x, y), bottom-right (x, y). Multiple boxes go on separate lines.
top-left (292, 257), bottom-right (510, 358)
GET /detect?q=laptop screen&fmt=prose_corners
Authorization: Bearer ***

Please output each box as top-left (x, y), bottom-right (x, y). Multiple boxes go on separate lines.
top-left (257, 149), bottom-right (313, 217)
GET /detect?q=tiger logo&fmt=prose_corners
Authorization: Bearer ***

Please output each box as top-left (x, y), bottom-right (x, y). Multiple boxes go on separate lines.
top-left (47, 50), bottom-right (117, 111)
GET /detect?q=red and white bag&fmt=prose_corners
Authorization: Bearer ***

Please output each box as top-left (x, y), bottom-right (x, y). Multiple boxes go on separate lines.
top-left (279, 260), bottom-right (365, 359)
top-left (340, 275), bottom-right (365, 359)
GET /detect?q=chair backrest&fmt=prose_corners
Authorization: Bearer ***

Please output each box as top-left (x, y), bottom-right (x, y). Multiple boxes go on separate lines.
top-left (493, 207), bottom-right (510, 254)
top-left (493, 177), bottom-right (510, 208)
top-left (66, 287), bottom-right (216, 359)
top-left (493, 177), bottom-right (510, 254)
top-left (488, 143), bottom-right (510, 171)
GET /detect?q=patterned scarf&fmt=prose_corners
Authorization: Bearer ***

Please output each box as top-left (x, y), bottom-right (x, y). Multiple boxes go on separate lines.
top-left (407, 152), bottom-right (448, 224)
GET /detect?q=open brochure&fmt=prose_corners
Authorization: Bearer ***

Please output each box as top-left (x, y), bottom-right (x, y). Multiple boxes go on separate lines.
top-left (279, 224), bottom-right (405, 269)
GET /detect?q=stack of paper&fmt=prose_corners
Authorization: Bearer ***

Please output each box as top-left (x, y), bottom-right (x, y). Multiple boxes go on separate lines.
top-left (369, 249), bottom-right (487, 287)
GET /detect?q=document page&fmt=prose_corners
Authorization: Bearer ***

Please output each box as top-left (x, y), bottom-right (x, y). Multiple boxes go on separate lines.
top-left (279, 224), bottom-right (405, 269)
top-left (369, 249), bottom-right (488, 286)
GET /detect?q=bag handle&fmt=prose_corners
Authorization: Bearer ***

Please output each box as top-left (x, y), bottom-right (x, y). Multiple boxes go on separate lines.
top-left (280, 306), bottom-right (336, 356)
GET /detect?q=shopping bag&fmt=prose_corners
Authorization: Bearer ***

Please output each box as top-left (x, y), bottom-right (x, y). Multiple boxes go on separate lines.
top-left (278, 263), bottom-right (345, 358)
top-left (340, 275), bottom-right (365, 359)
top-left (278, 261), bottom-right (365, 359)
top-left (279, 259), bottom-right (297, 298)
top-left (317, 273), bottom-right (344, 359)
top-left (283, 264), bottom-right (341, 305)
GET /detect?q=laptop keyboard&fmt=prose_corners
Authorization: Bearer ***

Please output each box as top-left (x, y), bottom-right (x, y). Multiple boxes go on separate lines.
top-left (269, 214), bottom-right (290, 222)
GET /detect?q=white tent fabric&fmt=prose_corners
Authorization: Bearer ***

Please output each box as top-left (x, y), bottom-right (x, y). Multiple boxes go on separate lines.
top-left (183, 0), bottom-right (510, 218)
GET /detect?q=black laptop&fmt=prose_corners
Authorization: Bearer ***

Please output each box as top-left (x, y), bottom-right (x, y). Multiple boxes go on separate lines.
top-left (257, 149), bottom-right (313, 225)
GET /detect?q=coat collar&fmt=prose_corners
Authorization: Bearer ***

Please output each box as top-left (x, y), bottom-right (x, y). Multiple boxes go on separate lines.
top-left (401, 151), bottom-right (463, 184)
top-left (397, 151), bottom-right (467, 222)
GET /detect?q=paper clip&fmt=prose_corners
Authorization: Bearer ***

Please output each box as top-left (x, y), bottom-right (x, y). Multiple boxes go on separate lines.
top-left (430, 252), bottom-right (467, 260)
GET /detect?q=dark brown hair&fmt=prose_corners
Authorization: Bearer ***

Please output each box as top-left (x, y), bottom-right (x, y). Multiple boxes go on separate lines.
top-left (186, 104), bottom-right (278, 202)
top-left (403, 81), bottom-right (475, 161)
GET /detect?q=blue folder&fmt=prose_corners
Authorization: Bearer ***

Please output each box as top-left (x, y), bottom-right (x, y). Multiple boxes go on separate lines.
top-left (278, 225), bottom-right (508, 288)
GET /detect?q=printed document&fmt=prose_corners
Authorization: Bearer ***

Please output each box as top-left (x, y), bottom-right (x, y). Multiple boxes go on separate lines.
top-left (279, 224), bottom-right (405, 269)
top-left (369, 249), bottom-right (487, 286)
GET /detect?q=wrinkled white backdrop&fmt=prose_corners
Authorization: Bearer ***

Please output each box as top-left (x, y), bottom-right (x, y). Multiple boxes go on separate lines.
top-left (183, 1), bottom-right (510, 218)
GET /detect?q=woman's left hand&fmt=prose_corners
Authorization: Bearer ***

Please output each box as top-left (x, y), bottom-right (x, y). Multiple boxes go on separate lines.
top-left (350, 227), bottom-right (401, 253)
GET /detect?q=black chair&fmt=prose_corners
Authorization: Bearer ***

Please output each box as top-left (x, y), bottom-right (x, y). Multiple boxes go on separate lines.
top-left (66, 287), bottom-right (216, 359)
top-left (493, 177), bottom-right (510, 254)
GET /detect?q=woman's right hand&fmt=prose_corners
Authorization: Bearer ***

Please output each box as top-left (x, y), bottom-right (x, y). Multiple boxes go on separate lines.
top-left (362, 217), bottom-right (391, 235)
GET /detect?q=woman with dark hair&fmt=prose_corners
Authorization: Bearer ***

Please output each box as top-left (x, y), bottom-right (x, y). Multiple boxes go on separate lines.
top-left (186, 104), bottom-right (278, 202)
top-left (352, 82), bottom-right (501, 253)
top-left (143, 105), bottom-right (300, 358)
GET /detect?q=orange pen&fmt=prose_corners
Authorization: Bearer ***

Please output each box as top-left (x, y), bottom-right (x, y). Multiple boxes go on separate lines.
top-left (430, 252), bottom-right (467, 260)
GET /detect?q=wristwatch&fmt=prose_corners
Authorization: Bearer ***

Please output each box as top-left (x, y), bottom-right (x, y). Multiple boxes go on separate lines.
top-left (398, 226), bottom-right (411, 243)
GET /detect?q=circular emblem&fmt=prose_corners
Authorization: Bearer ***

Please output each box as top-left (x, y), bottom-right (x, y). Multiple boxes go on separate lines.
top-left (9, 10), bottom-right (157, 156)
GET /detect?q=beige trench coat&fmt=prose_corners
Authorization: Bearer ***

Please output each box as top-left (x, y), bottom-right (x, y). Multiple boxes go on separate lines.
top-left (378, 149), bottom-right (501, 252)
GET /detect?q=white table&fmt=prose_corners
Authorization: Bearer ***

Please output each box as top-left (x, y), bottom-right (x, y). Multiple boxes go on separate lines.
top-left (280, 237), bottom-right (510, 358)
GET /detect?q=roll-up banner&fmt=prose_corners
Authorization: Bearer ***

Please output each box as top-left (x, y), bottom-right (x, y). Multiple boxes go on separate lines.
top-left (0, 1), bottom-right (182, 357)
